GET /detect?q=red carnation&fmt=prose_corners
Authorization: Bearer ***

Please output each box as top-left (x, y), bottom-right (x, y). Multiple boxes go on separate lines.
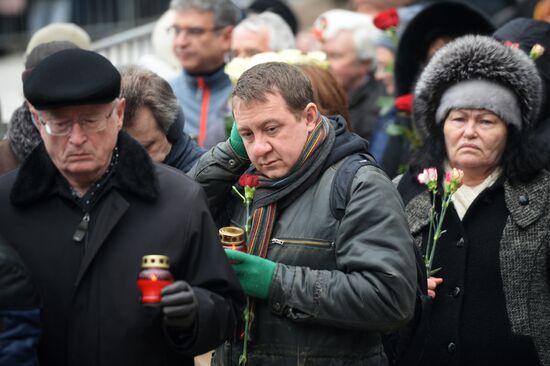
top-left (239, 174), bottom-right (259, 188)
top-left (395, 94), bottom-right (413, 114)
top-left (373, 8), bottom-right (399, 31)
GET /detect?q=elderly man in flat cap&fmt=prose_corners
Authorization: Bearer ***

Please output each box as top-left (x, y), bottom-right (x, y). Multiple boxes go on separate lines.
top-left (0, 48), bottom-right (245, 366)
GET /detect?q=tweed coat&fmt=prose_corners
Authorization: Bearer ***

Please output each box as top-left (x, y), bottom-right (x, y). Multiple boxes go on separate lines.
top-left (399, 171), bottom-right (550, 365)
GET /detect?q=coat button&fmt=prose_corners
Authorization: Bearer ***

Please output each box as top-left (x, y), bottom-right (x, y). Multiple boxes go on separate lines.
top-left (228, 159), bottom-right (236, 167)
top-left (273, 302), bottom-right (282, 312)
top-left (447, 342), bottom-right (457, 354)
top-left (456, 238), bottom-right (464, 248)
top-left (518, 195), bottom-right (529, 205)
top-left (451, 287), bottom-right (461, 298)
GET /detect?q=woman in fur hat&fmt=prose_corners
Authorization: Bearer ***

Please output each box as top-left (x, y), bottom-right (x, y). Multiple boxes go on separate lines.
top-left (396, 35), bottom-right (550, 366)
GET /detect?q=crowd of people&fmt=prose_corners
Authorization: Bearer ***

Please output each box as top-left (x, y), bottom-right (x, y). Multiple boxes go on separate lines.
top-left (1, 0), bottom-right (550, 366)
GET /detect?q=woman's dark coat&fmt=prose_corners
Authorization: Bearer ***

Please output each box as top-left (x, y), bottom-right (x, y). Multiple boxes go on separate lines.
top-left (397, 171), bottom-right (550, 366)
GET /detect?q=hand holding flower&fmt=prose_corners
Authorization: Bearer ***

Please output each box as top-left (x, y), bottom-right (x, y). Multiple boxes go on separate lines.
top-left (417, 167), bottom-right (464, 277)
top-left (427, 277), bottom-right (443, 299)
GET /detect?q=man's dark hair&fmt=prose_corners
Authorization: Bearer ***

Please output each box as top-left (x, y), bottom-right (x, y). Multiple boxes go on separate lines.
top-left (232, 62), bottom-right (313, 116)
top-left (119, 65), bottom-right (179, 133)
top-left (169, 0), bottom-right (240, 28)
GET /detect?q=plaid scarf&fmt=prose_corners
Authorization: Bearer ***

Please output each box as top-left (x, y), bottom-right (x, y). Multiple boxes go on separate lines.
top-left (244, 116), bottom-right (333, 257)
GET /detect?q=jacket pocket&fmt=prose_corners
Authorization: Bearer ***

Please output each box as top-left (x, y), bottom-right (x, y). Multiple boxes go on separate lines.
top-left (269, 238), bottom-right (335, 269)
top-left (271, 238), bottom-right (334, 249)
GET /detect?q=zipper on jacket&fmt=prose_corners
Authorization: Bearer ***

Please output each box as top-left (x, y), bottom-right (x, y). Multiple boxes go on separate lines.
top-left (73, 213), bottom-right (90, 243)
top-left (271, 238), bottom-right (333, 248)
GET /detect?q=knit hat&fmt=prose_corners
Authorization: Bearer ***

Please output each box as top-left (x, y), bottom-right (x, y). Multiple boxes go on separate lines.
top-left (25, 22), bottom-right (91, 58)
top-left (394, 1), bottom-right (494, 96)
top-left (413, 35), bottom-right (542, 142)
top-left (23, 49), bottom-right (120, 110)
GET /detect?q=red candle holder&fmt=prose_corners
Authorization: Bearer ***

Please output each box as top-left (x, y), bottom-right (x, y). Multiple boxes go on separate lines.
top-left (136, 255), bottom-right (174, 305)
top-left (219, 227), bottom-right (247, 263)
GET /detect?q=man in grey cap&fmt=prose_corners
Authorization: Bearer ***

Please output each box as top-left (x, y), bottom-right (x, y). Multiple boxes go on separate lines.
top-left (0, 48), bottom-right (244, 366)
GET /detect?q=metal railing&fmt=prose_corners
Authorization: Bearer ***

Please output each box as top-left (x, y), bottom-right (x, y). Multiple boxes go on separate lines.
top-left (92, 20), bottom-right (155, 66)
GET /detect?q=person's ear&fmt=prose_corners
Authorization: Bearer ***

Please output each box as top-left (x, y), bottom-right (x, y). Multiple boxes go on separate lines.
top-left (115, 98), bottom-right (126, 130)
top-left (304, 102), bottom-right (319, 132)
top-left (27, 103), bottom-right (42, 129)
top-left (220, 25), bottom-right (233, 52)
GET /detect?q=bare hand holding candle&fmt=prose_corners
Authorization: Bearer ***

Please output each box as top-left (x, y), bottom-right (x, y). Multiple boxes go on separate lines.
top-left (136, 255), bottom-right (174, 305)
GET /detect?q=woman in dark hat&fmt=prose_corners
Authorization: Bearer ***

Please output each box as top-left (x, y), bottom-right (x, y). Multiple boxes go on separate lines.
top-left (493, 18), bottom-right (550, 173)
top-left (396, 35), bottom-right (549, 366)
top-left (494, 18), bottom-right (550, 122)
top-left (382, 1), bottom-right (495, 178)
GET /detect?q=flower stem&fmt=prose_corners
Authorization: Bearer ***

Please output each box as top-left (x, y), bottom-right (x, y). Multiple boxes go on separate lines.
top-left (239, 298), bottom-right (251, 366)
top-left (232, 185), bottom-right (246, 203)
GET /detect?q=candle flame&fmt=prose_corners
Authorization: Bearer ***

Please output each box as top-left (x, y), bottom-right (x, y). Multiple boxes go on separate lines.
top-left (151, 274), bottom-right (158, 281)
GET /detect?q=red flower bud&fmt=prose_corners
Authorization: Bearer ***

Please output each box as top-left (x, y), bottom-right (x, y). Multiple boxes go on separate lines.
top-left (239, 174), bottom-right (259, 188)
top-left (503, 40), bottom-right (520, 49)
top-left (395, 94), bottom-right (413, 114)
top-left (373, 8), bottom-right (399, 31)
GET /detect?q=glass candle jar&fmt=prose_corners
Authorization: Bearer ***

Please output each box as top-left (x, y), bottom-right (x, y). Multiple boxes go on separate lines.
top-left (219, 226), bottom-right (247, 253)
top-left (136, 255), bottom-right (174, 305)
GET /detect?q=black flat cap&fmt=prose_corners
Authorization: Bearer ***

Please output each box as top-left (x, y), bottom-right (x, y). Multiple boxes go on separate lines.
top-left (23, 48), bottom-right (120, 110)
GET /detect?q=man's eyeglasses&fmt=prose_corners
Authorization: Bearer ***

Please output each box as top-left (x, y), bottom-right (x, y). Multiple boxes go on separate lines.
top-left (166, 25), bottom-right (223, 38)
top-left (37, 99), bottom-right (118, 136)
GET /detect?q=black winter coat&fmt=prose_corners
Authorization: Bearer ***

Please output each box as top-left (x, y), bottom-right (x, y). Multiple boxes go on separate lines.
top-left (0, 132), bottom-right (245, 366)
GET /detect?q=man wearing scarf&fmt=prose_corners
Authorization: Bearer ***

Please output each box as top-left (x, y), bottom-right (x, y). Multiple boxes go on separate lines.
top-left (192, 62), bottom-right (416, 366)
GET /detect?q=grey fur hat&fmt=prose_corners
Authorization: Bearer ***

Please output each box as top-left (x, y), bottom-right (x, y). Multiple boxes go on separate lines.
top-left (413, 35), bottom-right (542, 142)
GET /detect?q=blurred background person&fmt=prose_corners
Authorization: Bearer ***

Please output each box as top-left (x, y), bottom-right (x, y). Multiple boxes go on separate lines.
top-left (231, 11), bottom-right (295, 59)
top-left (23, 22), bottom-right (91, 57)
top-left (0, 235), bottom-right (41, 366)
top-left (398, 35), bottom-right (548, 366)
top-left (168, 0), bottom-right (240, 149)
top-left (138, 9), bottom-right (181, 81)
top-left (296, 62), bottom-right (351, 129)
top-left (120, 65), bottom-right (204, 173)
top-left (493, 18), bottom-right (550, 172)
top-left (368, 4), bottom-right (423, 165)
top-left (312, 9), bottom-right (385, 141)
top-left (533, 0), bottom-right (550, 21)
top-left (246, 0), bottom-right (298, 35)
top-left (493, 18), bottom-right (550, 126)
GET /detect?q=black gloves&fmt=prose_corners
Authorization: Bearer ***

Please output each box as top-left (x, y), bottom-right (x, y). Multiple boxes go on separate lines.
top-left (160, 280), bottom-right (197, 331)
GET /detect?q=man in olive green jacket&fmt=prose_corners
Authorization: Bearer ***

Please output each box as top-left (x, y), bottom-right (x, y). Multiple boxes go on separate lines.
top-left (191, 62), bottom-right (416, 366)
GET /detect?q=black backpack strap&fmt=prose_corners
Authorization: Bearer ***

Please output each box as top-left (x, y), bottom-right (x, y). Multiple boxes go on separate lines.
top-left (330, 153), bottom-right (377, 220)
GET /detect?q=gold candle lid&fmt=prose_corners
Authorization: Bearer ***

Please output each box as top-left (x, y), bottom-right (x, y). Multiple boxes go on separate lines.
top-left (141, 255), bottom-right (170, 269)
top-left (219, 226), bottom-right (244, 244)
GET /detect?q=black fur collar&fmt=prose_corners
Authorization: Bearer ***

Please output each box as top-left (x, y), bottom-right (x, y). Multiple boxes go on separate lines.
top-left (10, 131), bottom-right (159, 206)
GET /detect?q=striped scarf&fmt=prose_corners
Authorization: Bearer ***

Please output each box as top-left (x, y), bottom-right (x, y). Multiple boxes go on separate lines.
top-left (244, 116), bottom-right (332, 257)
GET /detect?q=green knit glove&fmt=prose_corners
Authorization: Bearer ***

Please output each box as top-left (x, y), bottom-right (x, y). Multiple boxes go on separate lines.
top-left (225, 249), bottom-right (276, 299)
top-left (229, 122), bottom-right (248, 159)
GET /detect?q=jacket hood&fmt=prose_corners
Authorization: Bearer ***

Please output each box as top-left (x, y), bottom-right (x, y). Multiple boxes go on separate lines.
top-left (413, 35), bottom-right (542, 142)
top-left (394, 1), bottom-right (494, 97)
top-left (323, 114), bottom-right (370, 169)
top-left (7, 103), bottom-right (42, 162)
